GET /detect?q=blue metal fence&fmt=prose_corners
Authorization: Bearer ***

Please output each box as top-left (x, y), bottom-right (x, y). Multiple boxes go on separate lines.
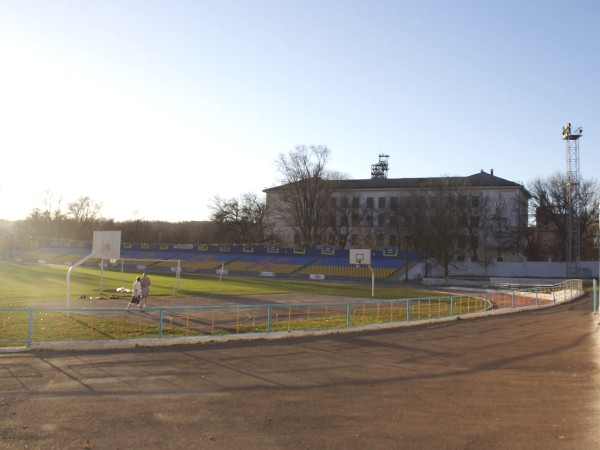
top-left (0, 280), bottom-right (584, 348)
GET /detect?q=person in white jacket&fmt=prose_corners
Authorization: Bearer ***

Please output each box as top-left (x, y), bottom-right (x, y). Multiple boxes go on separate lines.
top-left (126, 277), bottom-right (142, 311)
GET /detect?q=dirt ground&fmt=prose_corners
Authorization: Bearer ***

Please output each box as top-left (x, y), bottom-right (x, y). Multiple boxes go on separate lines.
top-left (1, 292), bottom-right (599, 449)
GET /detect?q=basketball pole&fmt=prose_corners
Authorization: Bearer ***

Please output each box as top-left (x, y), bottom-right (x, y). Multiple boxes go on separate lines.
top-left (66, 245), bottom-right (106, 309)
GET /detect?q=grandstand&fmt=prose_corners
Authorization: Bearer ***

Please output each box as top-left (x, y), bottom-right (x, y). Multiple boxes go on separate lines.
top-left (225, 254), bottom-right (317, 274)
top-left (14, 241), bottom-right (421, 281)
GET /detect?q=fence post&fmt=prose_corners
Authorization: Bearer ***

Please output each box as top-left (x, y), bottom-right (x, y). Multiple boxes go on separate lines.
top-left (158, 309), bottom-right (163, 338)
top-left (594, 279), bottom-right (598, 315)
top-left (407, 299), bottom-right (411, 321)
top-left (346, 303), bottom-right (351, 328)
top-left (267, 305), bottom-right (272, 333)
top-left (27, 309), bottom-right (34, 346)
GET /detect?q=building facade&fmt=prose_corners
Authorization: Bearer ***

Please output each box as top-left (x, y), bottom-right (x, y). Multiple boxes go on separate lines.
top-left (264, 170), bottom-right (530, 263)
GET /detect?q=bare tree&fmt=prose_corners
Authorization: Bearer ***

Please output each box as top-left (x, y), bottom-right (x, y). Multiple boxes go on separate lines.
top-left (528, 173), bottom-right (599, 261)
top-left (274, 145), bottom-right (345, 247)
top-left (209, 192), bottom-right (267, 244)
top-left (25, 191), bottom-right (67, 240)
top-left (326, 193), bottom-right (362, 248)
top-left (401, 178), bottom-right (470, 279)
top-left (66, 196), bottom-right (106, 240)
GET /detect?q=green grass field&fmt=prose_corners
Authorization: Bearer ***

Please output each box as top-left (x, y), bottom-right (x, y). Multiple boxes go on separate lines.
top-left (0, 261), bottom-right (437, 307)
top-left (0, 262), bottom-right (485, 346)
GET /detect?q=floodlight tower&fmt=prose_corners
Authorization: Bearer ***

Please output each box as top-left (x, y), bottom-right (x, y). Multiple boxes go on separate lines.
top-left (562, 123), bottom-right (583, 278)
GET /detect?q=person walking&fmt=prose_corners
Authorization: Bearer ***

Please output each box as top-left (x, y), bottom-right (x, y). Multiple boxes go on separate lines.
top-left (126, 277), bottom-right (142, 311)
top-left (139, 272), bottom-right (151, 310)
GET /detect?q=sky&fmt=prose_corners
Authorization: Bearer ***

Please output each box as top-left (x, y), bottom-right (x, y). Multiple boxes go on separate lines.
top-left (0, 0), bottom-right (598, 223)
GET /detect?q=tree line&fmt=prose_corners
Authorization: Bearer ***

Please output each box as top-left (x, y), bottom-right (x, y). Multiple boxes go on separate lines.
top-left (1, 146), bottom-right (598, 272)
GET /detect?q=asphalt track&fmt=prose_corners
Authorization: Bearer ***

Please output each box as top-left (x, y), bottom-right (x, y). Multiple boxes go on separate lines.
top-left (1, 294), bottom-right (599, 449)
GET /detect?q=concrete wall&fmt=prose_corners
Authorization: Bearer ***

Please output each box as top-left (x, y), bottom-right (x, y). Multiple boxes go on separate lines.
top-left (408, 260), bottom-right (599, 282)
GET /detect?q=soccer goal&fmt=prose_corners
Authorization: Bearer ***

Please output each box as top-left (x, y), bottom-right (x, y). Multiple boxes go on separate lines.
top-left (110, 258), bottom-right (182, 294)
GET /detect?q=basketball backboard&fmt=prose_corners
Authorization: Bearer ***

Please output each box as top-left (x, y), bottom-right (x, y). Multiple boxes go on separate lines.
top-left (349, 248), bottom-right (371, 266)
top-left (92, 231), bottom-right (121, 260)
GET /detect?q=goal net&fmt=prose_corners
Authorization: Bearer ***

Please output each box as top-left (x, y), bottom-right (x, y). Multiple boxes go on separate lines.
top-left (109, 258), bottom-right (181, 294)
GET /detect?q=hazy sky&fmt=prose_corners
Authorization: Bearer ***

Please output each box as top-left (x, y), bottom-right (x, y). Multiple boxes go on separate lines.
top-left (0, 0), bottom-right (598, 222)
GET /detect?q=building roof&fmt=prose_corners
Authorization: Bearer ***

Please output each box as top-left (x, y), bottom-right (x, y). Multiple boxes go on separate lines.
top-left (265, 170), bottom-right (529, 194)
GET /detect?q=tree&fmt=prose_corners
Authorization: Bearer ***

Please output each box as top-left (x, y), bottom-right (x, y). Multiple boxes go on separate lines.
top-left (401, 178), bottom-right (468, 279)
top-left (326, 193), bottom-right (365, 248)
top-left (209, 192), bottom-right (268, 244)
top-left (25, 191), bottom-right (67, 241)
top-left (273, 145), bottom-right (344, 247)
top-left (425, 179), bottom-right (465, 279)
top-left (528, 173), bottom-right (599, 261)
top-left (66, 196), bottom-right (113, 240)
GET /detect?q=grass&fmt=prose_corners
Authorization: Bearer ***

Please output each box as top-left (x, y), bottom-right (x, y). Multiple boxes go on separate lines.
top-left (0, 261), bottom-right (438, 307)
top-left (0, 261), bottom-right (485, 345)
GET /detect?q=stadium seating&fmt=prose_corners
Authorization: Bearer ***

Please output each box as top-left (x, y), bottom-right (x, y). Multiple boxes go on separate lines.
top-left (225, 255), bottom-right (316, 274)
top-left (17, 241), bottom-right (419, 280)
top-left (298, 256), bottom-right (405, 279)
top-left (16, 247), bottom-right (89, 264)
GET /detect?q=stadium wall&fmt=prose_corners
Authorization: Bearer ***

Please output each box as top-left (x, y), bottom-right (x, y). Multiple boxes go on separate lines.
top-left (417, 260), bottom-right (598, 280)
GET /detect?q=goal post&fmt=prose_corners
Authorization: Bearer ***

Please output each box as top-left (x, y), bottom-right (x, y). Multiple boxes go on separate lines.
top-left (111, 258), bottom-right (181, 294)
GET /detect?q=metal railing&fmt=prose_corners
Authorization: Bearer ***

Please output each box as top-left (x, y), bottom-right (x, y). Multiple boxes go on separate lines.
top-left (0, 280), bottom-right (584, 348)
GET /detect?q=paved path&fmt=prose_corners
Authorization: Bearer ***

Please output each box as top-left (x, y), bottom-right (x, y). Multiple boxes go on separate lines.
top-left (1, 294), bottom-right (598, 449)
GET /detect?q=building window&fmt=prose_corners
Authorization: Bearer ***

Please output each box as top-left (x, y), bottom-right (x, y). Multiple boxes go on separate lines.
top-left (351, 234), bottom-right (358, 246)
top-left (471, 195), bottom-right (480, 208)
top-left (376, 233), bottom-right (385, 246)
top-left (378, 214), bottom-right (386, 227)
top-left (389, 235), bottom-right (397, 247)
top-left (352, 197), bottom-right (360, 209)
top-left (390, 197), bottom-right (398, 210)
top-left (366, 197), bottom-right (374, 208)
top-left (389, 215), bottom-right (398, 227)
top-left (329, 197), bottom-right (337, 209)
top-left (366, 215), bottom-right (373, 227)
top-left (378, 197), bottom-right (386, 208)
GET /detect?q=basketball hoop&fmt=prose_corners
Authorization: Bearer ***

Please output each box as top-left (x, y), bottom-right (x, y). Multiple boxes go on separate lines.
top-left (349, 249), bottom-right (370, 266)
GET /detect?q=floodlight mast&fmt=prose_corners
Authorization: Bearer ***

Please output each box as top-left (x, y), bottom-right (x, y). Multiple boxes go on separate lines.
top-left (562, 123), bottom-right (583, 278)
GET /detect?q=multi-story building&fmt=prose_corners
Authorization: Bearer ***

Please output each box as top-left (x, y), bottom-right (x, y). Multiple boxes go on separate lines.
top-left (264, 169), bottom-right (530, 263)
